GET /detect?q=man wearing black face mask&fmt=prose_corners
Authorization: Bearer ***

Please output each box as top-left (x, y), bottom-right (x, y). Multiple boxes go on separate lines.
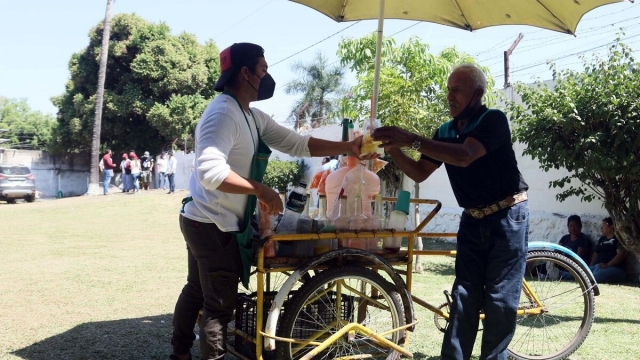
top-left (373, 63), bottom-right (529, 360)
top-left (169, 43), bottom-right (374, 360)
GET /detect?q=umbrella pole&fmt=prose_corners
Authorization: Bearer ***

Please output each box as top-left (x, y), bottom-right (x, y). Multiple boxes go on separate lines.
top-left (371, 0), bottom-right (385, 127)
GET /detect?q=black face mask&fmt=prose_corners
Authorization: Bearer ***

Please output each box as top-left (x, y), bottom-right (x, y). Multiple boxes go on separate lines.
top-left (247, 72), bottom-right (276, 101)
top-left (452, 89), bottom-right (481, 122)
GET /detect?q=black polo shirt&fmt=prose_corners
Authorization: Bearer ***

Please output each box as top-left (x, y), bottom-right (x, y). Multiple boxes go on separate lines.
top-left (421, 106), bottom-right (528, 209)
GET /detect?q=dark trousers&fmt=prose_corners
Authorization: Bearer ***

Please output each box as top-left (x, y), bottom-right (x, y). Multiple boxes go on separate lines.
top-left (441, 201), bottom-right (529, 360)
top-left (171, 215), bottom-right (243, 359)
top-left (168, 173), bottom-right (176, 192)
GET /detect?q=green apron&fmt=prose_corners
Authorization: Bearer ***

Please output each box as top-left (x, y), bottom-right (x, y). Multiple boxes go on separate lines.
top-left (226, 93), bottom-right (271, 288)
top-left (180, 93), bottom-right (271, 288)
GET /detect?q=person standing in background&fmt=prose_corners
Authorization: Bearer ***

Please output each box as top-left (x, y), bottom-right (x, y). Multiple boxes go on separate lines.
top-left (101, 149), bottom-right (117, 195)
top-left (140, 151), bottom-right (154, 190)
top-left (166, 150), bottom-right (177, 194)
top-left (129, 151), bottom-right (141, 194)
top-left (120, 153), bottom-right (131, 193)
top-left (156, 152), bottom-right (168, 190)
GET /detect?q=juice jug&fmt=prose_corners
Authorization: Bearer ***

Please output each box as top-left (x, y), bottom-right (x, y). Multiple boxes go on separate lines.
top-left (325, 156), bottom-right (380, 220)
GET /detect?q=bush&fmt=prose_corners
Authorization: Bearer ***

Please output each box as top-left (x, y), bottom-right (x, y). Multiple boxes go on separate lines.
top-left (263, 157), bottom-right (307, 192)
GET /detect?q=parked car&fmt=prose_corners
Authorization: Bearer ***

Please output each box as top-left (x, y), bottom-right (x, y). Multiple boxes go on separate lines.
top-left (0, 165), bottom-right (36, 204)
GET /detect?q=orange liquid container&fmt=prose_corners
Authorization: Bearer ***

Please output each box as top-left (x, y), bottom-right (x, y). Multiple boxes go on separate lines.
top-left (325, 156), bottom-right (380, 219)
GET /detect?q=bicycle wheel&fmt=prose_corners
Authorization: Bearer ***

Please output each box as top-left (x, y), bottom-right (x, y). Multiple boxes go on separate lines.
top-left (508, 250), bottom-right (595, 360)
top-left (276, 265), bottom-right (406, 360)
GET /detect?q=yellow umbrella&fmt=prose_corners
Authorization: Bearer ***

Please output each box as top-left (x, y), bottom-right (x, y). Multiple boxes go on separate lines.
top-left (290, 0), bottom-right (632, 118)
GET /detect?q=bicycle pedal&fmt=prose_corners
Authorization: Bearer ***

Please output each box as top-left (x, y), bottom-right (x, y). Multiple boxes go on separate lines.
top-left (443, 290), bottom-right (453, 310)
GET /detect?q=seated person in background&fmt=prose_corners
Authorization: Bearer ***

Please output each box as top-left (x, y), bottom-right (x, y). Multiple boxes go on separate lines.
top-left (590, 217), bottom-right (627, 283)
top-left (559, 215), bottom-right (592, 264)
top-left (554, 215), bottom-right (593, 280)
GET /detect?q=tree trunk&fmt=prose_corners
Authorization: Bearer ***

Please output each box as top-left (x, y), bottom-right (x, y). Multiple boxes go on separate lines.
top-left (604, 193), bottom-right (640, 261)
top-left (87, 0), bottom-right (114, 195)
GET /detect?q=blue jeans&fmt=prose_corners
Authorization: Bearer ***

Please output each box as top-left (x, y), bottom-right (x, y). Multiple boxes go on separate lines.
top-left (103, 169), bottom-right (113, 194)
top-left (132, 172), bottom-right (140, 191)
top-left (442, 201), bottom-right (529, 360)
top-left (158, 172), bottom-right (166, 189)
top-left (168, 173), bottom-right (175, 192)
top-left (122, 173), bottom-right (131, 191)
top-left (590, 264), bottom-right (626, 283)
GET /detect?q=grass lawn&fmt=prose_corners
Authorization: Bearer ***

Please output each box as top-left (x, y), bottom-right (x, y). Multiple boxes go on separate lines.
top-left (1, 191), bottom-right (639, 360)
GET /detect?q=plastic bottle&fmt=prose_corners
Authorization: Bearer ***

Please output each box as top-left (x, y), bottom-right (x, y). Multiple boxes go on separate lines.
top-left (348, 120), bottom-right (355, 141)
top-left (332, 195), bottom-right (350, 248)
top-left (275, 183), bottom-right (308, 256)
top-left (293, 195), bottom-right (314, 257)
top-left (313, 194), bottom-right (333, 255)
top-left (296, 194), bottom-right (313, 234)
top-left (348, 194), bottom-right (368, 249)
top-left (325, 156), bottom-right (380, 220)
top-left (367, 194), bottom-right (385, 253)
top-left (341, 118), bottom-right (350, 156)
top-left (384, 190), bottom-right (410, 253)
top-left (286, 181), bottom-right (308, 213)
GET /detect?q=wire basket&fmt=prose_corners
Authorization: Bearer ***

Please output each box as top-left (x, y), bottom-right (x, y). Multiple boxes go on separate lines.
top-left (234, 290), bottom-right (355, 359)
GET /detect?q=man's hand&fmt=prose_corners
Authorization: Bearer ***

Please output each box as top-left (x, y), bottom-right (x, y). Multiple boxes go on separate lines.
top-left (372, 126), bottom-right (417, 149)
top-left (350, 135), bottom-right (379, 160)
top-left (256, 184), bottom-right (283, 216)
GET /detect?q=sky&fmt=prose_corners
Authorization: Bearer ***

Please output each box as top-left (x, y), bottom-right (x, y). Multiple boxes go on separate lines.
top-left (1, 0), bottom-right (639, 124)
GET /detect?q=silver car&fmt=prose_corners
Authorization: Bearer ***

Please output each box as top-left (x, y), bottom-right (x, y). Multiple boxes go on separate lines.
top-left (0, 165), bottom-right (36, 204)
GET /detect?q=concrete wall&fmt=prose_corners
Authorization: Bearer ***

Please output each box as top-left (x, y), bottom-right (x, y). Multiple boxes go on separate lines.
top-left (0, 149), bottom-right (91, 197)
top-left (0, 148), bottom-right (201, 197)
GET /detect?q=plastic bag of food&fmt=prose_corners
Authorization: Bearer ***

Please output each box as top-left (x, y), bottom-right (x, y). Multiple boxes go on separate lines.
top-left (258, 202), bottom-right (278, 257)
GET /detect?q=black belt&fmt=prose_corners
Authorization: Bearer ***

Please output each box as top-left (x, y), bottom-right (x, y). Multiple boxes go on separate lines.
top-left (464, 191), bottom-right (528, 219)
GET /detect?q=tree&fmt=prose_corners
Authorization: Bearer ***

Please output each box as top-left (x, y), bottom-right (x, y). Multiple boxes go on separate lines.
top-left (87, 0), bottom-right (114, 196)
top-left (337, 33), bottom-right (495, 196)
top-left (285, 52), bottom-right (346, 130)
top-left (0, 97), bottom-right (57, 150)
top-left (506, 38), bottom-right (640, 258)
top-left (51, 13), bottom-right (220, 154)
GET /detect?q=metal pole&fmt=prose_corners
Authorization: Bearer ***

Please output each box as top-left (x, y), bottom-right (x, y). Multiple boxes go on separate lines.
top-left (503, 33), bottom-right (524, 88)
top-left (371, 0), bottom-right (385, 123)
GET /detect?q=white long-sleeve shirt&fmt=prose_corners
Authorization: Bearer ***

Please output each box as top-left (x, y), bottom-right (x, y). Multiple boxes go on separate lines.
top-left (166, 157), bottom-right (177, 174)
top-left (183, 94), bottom-right (311, 231)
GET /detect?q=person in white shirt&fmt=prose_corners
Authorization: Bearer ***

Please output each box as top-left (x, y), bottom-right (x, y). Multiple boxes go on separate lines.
top-left (156, 152), bottom-right (167, 190)
top-left (169, 42), bottom-right (374, 360)
top-left (166, 151), bottom-right (177, 194)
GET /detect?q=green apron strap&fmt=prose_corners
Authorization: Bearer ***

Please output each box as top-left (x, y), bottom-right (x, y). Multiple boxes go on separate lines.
top-left (223, 91), bottom-right (272, 288)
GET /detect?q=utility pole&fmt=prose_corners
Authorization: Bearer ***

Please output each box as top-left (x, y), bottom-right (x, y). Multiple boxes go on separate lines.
top-left (504, 33), bottom-right (524, 89)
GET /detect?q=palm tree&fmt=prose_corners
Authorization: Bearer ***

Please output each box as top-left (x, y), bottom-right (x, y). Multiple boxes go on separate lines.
top-left (285, 52), bottom-right (346, 130)
top-left (87, 0), bottom-right (114, 195)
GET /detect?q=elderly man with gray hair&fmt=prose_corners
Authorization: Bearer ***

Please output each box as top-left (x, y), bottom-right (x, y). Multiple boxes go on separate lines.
top-left (373, 63), bottom-right (529, 360)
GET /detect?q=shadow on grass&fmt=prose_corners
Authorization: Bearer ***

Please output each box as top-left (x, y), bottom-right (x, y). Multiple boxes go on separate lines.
top-left (422, 261), bottom-right (456, 277)
top-left (12, 314), bottom-right (176, 360)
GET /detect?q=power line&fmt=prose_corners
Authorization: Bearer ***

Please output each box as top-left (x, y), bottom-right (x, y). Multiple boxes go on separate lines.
top-left (270, 21), bottom-right (362, 67)
top-left (494, 33), bottom-right (640, 79)
top-left (213, 0), bottom-right (277, 40)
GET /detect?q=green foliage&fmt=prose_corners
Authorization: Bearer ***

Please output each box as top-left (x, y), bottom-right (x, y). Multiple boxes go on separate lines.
top-left (51, 14), bottom-right (220, 153)
top-left (285, 51), bottom-right (347, 129)
top-left (337, 33), bottom-right (495, 138)
top-left (262, 157), bottom-right (305, 192)
top-left (337, 34), bottom-right (494, 194)
top-left (0, 97), bottom-right (57, 150)
top-left (506, 38), bottom-right (640, 255)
